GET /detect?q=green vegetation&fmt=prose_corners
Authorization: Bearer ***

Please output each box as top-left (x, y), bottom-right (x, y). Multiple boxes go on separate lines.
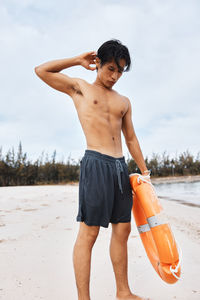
top-left (0, 142), bottom-right (80, 186)
top-left (0, 142), bottom-right (199, 186)
top-left (127, 150), bottom-right (200, 177)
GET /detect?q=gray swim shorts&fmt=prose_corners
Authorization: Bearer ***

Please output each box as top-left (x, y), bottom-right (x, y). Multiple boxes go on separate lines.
top-left (76, 150), bottom-right (133, 228)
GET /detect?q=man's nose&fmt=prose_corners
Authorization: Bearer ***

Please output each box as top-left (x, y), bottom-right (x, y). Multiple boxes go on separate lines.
top-left (111, 72), bottom-right (118, 81)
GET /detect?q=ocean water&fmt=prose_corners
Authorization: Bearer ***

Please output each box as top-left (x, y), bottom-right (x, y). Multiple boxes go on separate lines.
top-left (153, 181), bottom-right (200, 207)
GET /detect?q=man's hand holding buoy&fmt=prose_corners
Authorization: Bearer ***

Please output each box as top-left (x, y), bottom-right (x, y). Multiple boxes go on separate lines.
top-left (141, 169), bottom-right (151, 183)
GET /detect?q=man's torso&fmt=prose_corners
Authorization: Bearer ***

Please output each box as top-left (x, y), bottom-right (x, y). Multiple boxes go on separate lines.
top-left (71, 79), bottom-right (129, 158)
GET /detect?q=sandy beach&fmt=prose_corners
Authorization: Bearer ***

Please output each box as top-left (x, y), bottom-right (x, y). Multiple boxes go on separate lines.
top-left (0, 182), bottom-right (200, 300)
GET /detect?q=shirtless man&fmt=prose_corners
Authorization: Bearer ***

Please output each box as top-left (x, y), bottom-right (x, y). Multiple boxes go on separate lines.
top-left (35, 39), bottom-right (151, 300)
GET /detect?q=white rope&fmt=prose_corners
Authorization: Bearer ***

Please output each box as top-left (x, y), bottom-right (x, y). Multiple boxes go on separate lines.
top-left (170, 241), bottom-right (183, 280)
top-left (129, 173), bottom-right (156, 194)
top-left (129, 172), bottom-right (152, 185)
top-left (129, 172), bottom-right (153, 196)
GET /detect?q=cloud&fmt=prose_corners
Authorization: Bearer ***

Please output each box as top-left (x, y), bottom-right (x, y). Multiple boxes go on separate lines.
top-left (0, 0), bottom-right (199, 163)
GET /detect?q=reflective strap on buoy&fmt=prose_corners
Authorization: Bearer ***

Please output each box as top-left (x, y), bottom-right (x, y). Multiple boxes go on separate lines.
top-left (137, 216), bottom-right (165, 234)
top-left (147, 215), bottom-right (165, 228)
top-left (137, 223), bottom-right (150, 233)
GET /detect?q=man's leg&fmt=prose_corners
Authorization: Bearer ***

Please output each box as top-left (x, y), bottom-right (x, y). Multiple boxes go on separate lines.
top-left (110, 222), bottom-right (132, 298)
top-left (110, 222), bottom-right (147, 300)
top-left (73, 221), bottom-right (100, 300)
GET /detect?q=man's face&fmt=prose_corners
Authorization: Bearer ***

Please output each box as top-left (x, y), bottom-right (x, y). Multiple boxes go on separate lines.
top-left (96, 58), bottom-right (126, 89)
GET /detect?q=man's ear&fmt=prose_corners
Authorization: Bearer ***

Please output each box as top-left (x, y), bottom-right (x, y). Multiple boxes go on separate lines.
top-left (95, 57), bottom-right (100, 70)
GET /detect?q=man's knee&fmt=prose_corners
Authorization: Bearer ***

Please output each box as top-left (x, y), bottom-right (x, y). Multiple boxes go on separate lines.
top-left (78, 221), bottom-right (100, 245)
top-left (111, 222), bottom-right (131, 242)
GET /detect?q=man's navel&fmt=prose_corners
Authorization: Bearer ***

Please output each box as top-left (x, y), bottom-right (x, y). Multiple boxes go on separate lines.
top-left (93, 100), bottom-right (98, 104)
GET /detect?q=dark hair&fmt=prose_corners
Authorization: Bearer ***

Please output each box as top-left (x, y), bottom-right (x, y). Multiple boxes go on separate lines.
top-left (96, 39), bottom-right (131, 72)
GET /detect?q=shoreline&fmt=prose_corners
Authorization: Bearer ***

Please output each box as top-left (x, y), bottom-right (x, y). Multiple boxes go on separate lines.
top-left (65, 174), bottom-right (200, 185)
top-left (151, 174), bottom-right (200, 184)
top-left (158, 196), bottom-right (200, 208)
top-left (0, 175), bottom-right (200, 188)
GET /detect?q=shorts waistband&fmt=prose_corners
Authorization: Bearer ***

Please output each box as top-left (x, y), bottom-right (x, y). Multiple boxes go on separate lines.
top-left (84, 149), bottom-right (125, 163)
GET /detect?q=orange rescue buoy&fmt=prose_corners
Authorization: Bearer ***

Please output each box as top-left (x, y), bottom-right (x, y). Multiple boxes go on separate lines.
top-left (129, 173), bottom-right (182, 284)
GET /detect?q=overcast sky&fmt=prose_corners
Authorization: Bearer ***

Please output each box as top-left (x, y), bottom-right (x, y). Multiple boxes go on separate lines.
top-left (1, 0), bottom-right (199, 163)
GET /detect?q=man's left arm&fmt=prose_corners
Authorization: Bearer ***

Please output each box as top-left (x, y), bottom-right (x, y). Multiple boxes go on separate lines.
top-left (122, 98), bottom-right (149, 175)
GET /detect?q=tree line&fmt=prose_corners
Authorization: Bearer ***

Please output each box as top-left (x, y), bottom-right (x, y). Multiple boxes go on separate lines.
top-left (0, 142), bottom-right (199, 186)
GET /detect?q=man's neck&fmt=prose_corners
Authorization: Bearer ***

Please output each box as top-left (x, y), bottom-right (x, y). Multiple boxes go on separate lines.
top-left (93, 78), bottom-right (112, 91)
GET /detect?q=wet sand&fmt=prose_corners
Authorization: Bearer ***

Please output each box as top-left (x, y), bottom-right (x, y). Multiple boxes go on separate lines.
top-left (0, 184), bottom-right (200, 299)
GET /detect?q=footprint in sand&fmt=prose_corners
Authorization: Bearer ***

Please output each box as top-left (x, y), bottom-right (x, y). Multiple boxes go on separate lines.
top-left (23, 208), bottom-right (38, 212)
top-left (15, 207), bottom-right (22, 211)
top-left (41, 224), bottom-right (49, 229)
top-left (0, 239), bottom-right (6, 243)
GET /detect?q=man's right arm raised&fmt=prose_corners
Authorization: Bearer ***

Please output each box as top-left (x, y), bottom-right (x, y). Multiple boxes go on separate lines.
top-left (34, 51), bottom-right (96, 97)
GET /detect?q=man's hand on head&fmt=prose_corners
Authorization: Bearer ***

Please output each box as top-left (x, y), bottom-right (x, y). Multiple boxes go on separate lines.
top-left (79, 51), bottom-right (97, 71)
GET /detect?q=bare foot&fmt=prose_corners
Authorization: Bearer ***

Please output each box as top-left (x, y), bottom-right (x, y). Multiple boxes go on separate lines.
top-left (116, 292), bottom-right (150, 300)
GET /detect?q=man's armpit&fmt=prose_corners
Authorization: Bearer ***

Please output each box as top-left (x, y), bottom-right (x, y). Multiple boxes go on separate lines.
top-left (72, 86), bottom-right (83, 95)
top-left (71, 79), bottom-right (84, 96)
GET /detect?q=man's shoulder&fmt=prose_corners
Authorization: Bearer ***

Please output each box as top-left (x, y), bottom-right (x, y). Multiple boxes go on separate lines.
top-left (113, 90), bottom-right (130, 103)
top-left (113, 91), bottom-right (131, 114)
top-left (74, 78), bottom-right (90, 86)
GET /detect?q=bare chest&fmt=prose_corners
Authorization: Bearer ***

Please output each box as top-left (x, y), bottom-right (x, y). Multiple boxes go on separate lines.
top-left (78, 92), bottom-right (128, 120)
